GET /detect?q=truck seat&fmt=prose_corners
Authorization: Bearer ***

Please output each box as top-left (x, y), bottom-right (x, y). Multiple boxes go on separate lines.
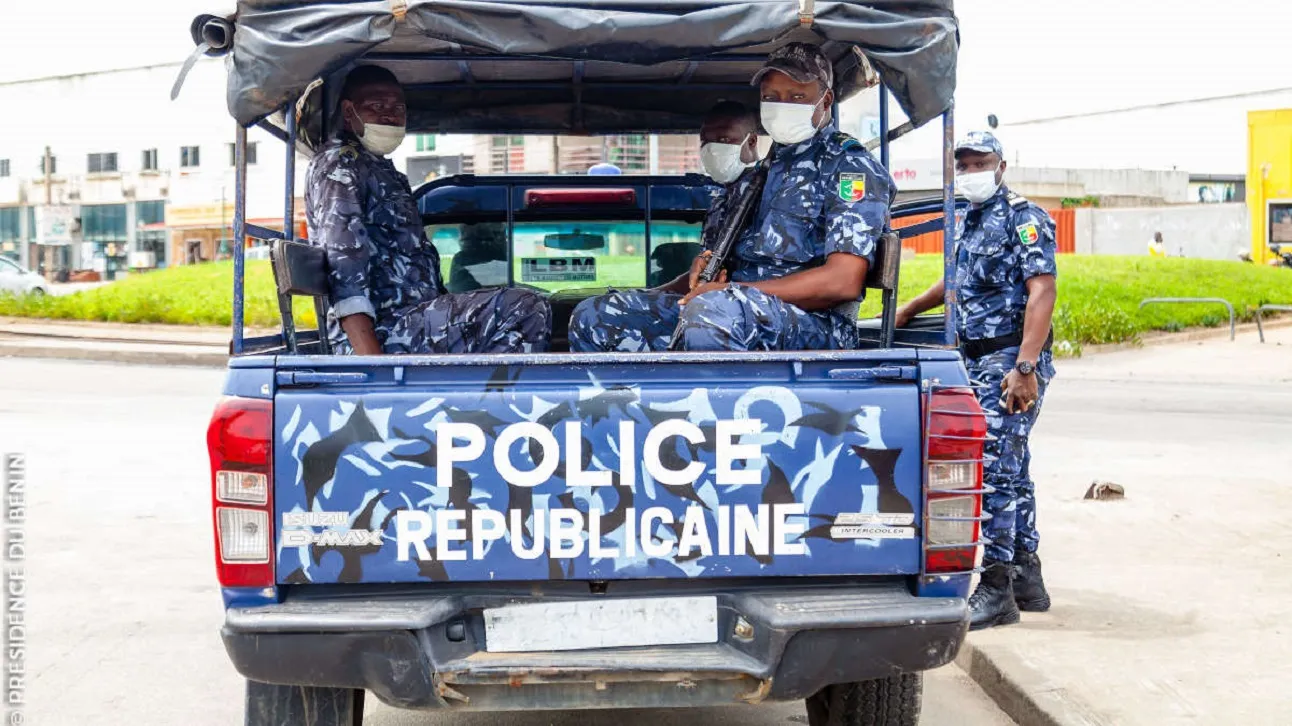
top-left (648, 242), bottom-right (703, 289)
top-left (270, 239), bottom-right (332, 353)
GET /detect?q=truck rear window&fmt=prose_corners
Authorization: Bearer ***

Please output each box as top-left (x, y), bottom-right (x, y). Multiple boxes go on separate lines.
top-left (427, 219), bottom-right (703, 294)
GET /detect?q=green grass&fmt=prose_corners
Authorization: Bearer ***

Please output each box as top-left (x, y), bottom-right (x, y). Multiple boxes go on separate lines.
top-left (856, 255), bottom-right (1292, 354)
top-left (3, 256), bottom-right (1289, 354)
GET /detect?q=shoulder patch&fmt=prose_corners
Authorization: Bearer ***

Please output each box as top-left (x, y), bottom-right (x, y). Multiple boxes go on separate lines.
top-left (838, 173), bottom-right (866, 203)
top-left (1006, 191), bottom-right (1030, 210)
top-left (833, 132), bottom-right (863, 151)
top-left (1016, 222), bottom-right (1040, 245)
top-left (338, 144), bottom-right (359, 161)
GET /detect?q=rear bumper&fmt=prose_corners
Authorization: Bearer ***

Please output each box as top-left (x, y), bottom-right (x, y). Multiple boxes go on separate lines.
top-left (221, 582), bottom-right (967, 711)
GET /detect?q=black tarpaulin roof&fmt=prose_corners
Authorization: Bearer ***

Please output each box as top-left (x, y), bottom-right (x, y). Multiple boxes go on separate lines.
top-left (195, 1), bottom-right (957, 139)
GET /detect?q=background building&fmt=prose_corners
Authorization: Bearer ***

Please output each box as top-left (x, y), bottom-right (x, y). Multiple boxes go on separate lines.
top-left (5, 0), bottom-right (1292, 272)
top-left (0, 60), bottom-right (709, 277)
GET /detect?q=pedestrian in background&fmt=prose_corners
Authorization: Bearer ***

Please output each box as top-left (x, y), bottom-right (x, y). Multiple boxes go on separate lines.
top-left (895, 131), bottom-right (1058, 630)
top-left (1149, 231), bottom-right (1166, 257)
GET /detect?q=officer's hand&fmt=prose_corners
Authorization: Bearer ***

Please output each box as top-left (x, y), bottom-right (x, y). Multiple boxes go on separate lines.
top-left (679, 280), bottom-right (731, 307)
top-left (893, 305), bottom-right (916, 329)
top-left (1000, 370), bottom-right (1039, 415)
top-left (688, 252), bottom-right (713, 291)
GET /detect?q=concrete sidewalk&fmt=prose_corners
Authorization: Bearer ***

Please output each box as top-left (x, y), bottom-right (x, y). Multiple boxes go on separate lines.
top-left (0, 316), bottom-right (273, 366)
top-left (960, 327), bottom-right (1292, 725)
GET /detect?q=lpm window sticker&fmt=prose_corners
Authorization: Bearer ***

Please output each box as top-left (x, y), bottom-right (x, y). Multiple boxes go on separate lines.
top-left (521, 257), bottom-right (597, 283)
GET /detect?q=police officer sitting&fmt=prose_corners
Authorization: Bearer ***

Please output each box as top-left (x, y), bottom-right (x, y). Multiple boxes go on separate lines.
top-left (306, 66), bottom-right (551, 355)
top-left (895, 131), bottom-right (1058, 631)
top-left (567, 43), bottom-right (895, 353)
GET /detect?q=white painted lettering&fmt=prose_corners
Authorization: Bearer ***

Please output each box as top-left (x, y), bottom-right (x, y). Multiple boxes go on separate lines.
top-left (677, 506), bottom-right (714, 559)
top-left (644, 420), bottom-right (705, 485)
top-left (395, 511), bottom-right (434, 561)
top-left (438, 423), bottom-right (486, 488)
top-left (717, 505), bottom-right (731, 556)
top-left (510, 508), bottom-right (545, 560)
top-left (733, 504), bottom-right (770, 557)
top-left (716, 419), bottom-right (764, 485)
top-left (549, 508), bottom-right (585, 559)
top-left (472, 509), bottom-right (507, 560)
top-left (773, 503), bottom-right (807, 556)
top-left (493, 422), bottom-right (560, 487)
top-left (434, 509), bottom-right (468, 561)
top-left (640, 506), bottom-right (674, 558)
top-left (588, 510), bottom-right (619, 559)
top-left (619, 421), bottom-right (636, 490)
top-left (565, 422), bottom-right (612, 487)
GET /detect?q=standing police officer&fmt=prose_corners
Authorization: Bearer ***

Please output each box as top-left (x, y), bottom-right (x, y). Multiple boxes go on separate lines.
top-left (568, 43), bottom-right (895, 352)
top-left (306, 66), bottom-right (551, 355)
top-left (896, 131), bottom-right (1057, 630)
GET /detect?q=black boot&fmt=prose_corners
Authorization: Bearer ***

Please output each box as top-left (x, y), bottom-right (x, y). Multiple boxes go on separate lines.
top-left (968, 561), bottom-right (1020, 631)
top-left (1013, 550), bottom-right (1051, 612)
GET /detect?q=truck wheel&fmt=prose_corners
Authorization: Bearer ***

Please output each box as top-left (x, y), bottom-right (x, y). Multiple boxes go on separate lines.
top-left (805, 673), bottom-right (922, 726)
top-left (244, 680), bottom-right (365, 726)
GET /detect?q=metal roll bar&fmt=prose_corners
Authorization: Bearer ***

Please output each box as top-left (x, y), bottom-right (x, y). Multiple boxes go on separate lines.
top-left (1138, 297), bottom-right (1235, 341)
top-left (1255, 304), bottom-right (1292, 343)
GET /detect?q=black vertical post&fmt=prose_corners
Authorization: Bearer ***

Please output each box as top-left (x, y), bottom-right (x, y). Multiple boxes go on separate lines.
top-left (878, 84), bottom-right (897, 347)
top-left (278, 103), bottom-right (300, 354)
top-left (942, 105), bottom-right (957, 349)
top-left (231, 125), bottom-right (248, 354)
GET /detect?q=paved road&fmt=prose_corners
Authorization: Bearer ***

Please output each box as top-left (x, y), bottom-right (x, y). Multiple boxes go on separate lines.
top-left (0, 358), bottom-right (1013, 725)
top-left (966, 326), bottom-right (1292, 724)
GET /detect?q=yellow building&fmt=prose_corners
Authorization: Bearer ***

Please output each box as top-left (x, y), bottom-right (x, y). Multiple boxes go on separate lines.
top-left (165, 202), bottom-right (304, 265)
top-left (1247, 110), bottom-right (1292, 264)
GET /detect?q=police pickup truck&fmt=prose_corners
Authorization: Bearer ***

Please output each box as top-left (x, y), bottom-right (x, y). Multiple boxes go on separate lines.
top-left (194, 3), bottom-right (975, 725)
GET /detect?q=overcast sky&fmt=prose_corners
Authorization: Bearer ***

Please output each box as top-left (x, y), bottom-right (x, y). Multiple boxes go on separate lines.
top-left (3, 0), bottom-right (1289, 126)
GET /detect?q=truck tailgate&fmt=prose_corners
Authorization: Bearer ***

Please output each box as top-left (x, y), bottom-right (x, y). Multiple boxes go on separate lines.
top-left (272, 354), bottom-right (924, 585)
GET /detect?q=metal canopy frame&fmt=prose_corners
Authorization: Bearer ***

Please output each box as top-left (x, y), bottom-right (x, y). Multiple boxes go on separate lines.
top-left (228, 64), bottom-right (958, 355)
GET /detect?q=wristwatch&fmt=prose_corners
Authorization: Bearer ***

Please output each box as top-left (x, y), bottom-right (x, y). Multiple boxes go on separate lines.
top-left (1015, 360), bottom-right (1036, 376)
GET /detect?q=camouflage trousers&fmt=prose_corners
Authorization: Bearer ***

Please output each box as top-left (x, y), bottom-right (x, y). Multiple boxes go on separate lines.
top-left (568, 286), bottom-right (856, 353)
top-left (966, 346), bottom-right (1055, 564)
top-left (334, 287), bottom-right (551, 355)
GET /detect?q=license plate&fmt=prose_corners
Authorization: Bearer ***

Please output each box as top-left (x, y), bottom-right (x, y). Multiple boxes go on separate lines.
top-left (483, 596), bottom-right (719, 653)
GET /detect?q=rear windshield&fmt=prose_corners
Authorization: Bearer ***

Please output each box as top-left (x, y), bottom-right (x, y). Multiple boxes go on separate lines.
top-left (426, 219), bottom-right (703, 294)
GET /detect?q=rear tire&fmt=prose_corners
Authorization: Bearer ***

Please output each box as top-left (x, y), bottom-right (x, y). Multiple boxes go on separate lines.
top-left (244, 680), bottom-right (365, 726)
top-left (805, 673), bottom-right (922, 726)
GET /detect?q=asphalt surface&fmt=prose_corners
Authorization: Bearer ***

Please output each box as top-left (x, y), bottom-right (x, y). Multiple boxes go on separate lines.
top-left (0, 358), bottom-right (1015, 725)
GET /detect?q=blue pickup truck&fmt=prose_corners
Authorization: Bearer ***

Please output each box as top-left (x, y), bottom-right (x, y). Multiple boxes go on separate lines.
top-left (195, 3), bottom-right (978, 724)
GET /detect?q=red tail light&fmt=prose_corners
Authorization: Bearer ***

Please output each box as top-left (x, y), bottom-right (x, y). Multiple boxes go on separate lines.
top-left (923, 388), bottom-right (989, 575)
top-left (207, 396), bottom-right (274, 588)
top-left (524, 188), bottom-right (636, 207)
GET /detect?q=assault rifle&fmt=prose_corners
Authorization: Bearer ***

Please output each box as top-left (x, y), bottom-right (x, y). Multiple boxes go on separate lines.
top-left (667, 161), bottom-right (770, 351)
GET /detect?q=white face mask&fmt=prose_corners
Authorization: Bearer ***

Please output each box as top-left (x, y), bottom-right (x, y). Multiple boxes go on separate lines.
top-left (755, 135), bottom-right (773, 160)
top-left (761, 97), bottom-right (824, 146)
top-left (357, 123), bottom-right (406, 156)
top-left (346, 104), bottom-right (406, 156)
top-left (700, 135), bottom-right (753, 184)
top-left (955, 166), bottom-right (1002, 204)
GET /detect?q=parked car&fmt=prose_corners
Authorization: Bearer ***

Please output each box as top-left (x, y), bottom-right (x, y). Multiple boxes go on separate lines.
top-left (0, 257), bottom-right (49, 296)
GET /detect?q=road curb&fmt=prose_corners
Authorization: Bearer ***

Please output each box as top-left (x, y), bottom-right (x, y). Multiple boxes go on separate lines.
top-left (0, 342), bottom-right (228, 368)
top-left (1079, 315), bottom-right (1292, 356)
top-left (956, 639), bottom-right (1106, 726)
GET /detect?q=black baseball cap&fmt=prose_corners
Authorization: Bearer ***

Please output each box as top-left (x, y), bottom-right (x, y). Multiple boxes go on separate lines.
top-left (751, 42), bottom-right (834, 90)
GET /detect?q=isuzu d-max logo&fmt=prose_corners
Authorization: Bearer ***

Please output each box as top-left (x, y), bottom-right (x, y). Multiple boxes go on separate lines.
top-left (280, 528), bottom-right (384, 548)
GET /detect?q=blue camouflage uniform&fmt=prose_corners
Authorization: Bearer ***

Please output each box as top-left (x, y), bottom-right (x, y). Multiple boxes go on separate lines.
top-left (952, 135), bottom-right (1058, 564)
top-left (305, 137), bottom-right (551, 355)
top-left (569, 122), bottom-right (894, 353)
